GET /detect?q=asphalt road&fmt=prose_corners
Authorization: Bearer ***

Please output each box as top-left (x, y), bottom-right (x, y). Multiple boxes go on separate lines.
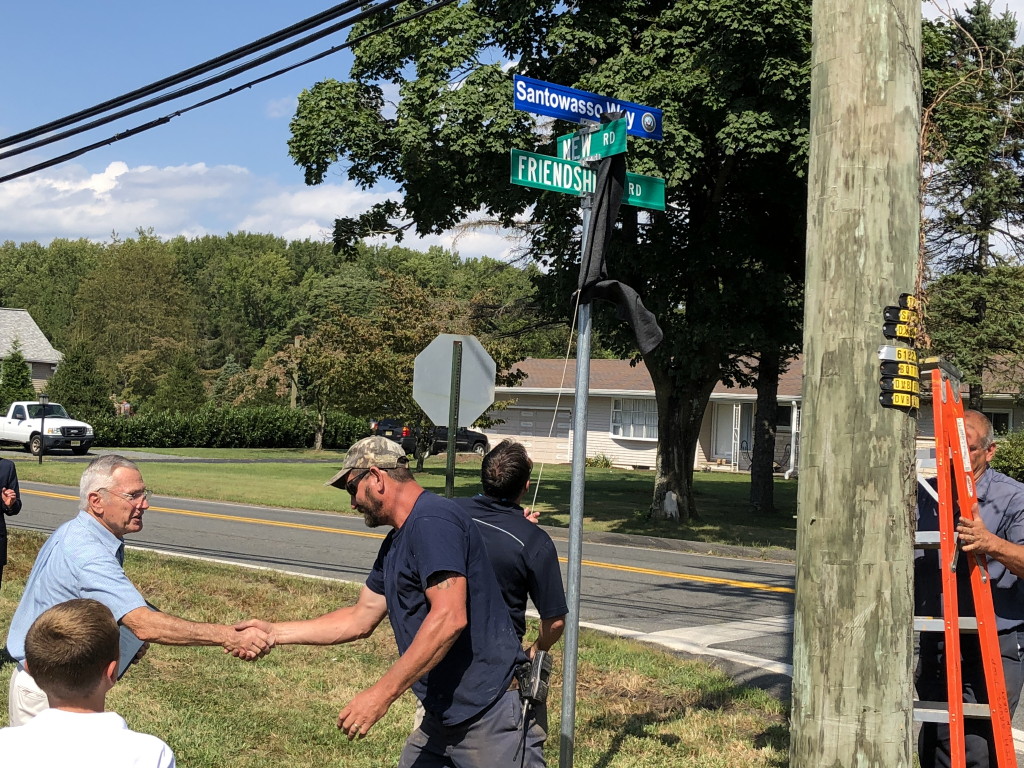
top-left (9, 480), bottom-right (797, 699)
top-left (12, 479), bottom-right (1024, 757)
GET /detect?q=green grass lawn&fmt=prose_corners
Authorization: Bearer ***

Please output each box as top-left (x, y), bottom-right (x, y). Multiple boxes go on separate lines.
top-left (0, 530), bottom-right (789, 767)
top-left (9, 450), bottom-right (798, 552)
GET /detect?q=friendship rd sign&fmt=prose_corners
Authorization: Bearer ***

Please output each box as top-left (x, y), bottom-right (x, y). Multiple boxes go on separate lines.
top-left (513, 75), bottom-right (663, 140)
top-left (557, 118), bottom-right (627, 162)
top-left (510, 149), bottom-right (666, 211)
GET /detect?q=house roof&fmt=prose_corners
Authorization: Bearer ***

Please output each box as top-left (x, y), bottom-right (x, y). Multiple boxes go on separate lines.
top-left (501, 357), bottom-right (805, 399)
top-left (0, 309), bottom-right (62, 364)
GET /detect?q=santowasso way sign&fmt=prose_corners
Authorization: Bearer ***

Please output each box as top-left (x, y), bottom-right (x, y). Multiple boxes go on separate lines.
top-left (513, 75), bottom-right (663, 141)
top-left (510, 149), bottom-right (665, 211)
top-left (557, 118), bottom-right (627, 162)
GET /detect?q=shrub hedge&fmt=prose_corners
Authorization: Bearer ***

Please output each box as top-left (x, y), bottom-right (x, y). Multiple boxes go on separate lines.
top-left (992, 430), bottom-right (1024, 484)
top-left (91, 406), bottom-right (368, 449)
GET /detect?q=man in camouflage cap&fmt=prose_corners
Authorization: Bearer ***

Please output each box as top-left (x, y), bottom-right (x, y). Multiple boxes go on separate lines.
top-left (239, 436), bottom-right (541, 767)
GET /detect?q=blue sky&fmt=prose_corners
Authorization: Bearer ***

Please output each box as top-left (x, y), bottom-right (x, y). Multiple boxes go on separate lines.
top-left (0, 0), bottom-right (1018, 253)
top-left (0, 0), bottom-right (513, 257)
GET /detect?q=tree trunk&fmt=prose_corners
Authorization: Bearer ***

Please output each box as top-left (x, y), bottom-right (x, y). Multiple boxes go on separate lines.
top-left (647, 360), bottom-right (717, 523)
top-left (790, 0), bottom-right (920, 763)
top-left (314, 408), bottom-right (325, 452)
top-left (968, 381), bottom-right (984, 412)
top-left (750, 351), bottom-right (780, 515)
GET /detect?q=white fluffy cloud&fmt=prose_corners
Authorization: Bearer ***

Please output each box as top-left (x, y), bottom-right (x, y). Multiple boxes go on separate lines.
top-left (0, 158), bottom-right (521, 261)
top-left (0, 160), bottom-right (379, 246)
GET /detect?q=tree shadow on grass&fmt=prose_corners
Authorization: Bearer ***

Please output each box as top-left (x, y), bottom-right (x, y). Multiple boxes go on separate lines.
top-left (583, 676), bottom-right (787, 768)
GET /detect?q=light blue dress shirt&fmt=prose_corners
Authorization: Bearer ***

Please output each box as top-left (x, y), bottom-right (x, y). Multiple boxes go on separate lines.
top-left (5, 510), bottom-right (147, 661)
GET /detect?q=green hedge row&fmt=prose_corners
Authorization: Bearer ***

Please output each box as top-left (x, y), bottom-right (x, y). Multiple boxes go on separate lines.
top-left (91, 407), bottom-right (369, 449)
top-left (992, 430), bottom-right (1024, 484)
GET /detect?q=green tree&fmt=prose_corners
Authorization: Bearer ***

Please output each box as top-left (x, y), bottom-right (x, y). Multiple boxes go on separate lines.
top-left (287, 0), bottom-right (811, 519)
top-left (922, 0), bottom-right (1024, 276)
top-left (149, 351), bottom-right (208, 414)
top-left (925, 267), bottom-right (1024, 398)
top-left (0, 341), bottom-right (37, 407)
top-left (71, 231), bottom-right (197, 400)
top-left (921, 3), bottom-right (1024, 407)
top-left (45, 341), bottom-right (112, 420)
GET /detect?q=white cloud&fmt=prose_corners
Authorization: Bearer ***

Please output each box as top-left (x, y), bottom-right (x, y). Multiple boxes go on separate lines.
top-left (265, 96), bottom-right (296, 119)
top-left (0, 160), bottom-right (389, 246)
top-left (0, 158), bottom-right (523, 261)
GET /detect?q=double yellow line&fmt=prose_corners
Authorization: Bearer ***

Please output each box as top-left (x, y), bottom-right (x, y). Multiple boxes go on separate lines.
top-left (21, 488), bottom-right (794, 594)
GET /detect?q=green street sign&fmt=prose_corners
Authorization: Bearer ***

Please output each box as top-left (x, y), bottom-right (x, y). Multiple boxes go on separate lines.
top-left (557, 118), bottom-right (628, 161)
top-left (624, 172), bottom-right (665, 211)
top-left (510, 149), bottom-right (665, 211)
top-left (511, 149), bottom-right (597, 196)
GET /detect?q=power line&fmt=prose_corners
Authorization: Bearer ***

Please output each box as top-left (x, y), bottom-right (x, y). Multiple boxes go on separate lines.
top-left (0, 0), bottom-right (457, 184)
top-left (0, 0), bottom-right (405, 162)
top-left (0, 0), bottom-right (369, 150)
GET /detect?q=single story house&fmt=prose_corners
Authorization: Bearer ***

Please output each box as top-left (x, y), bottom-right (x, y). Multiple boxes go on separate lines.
top-left (484, 357), bottom-right (803, 472)
top-left (0, 308), bottom-right (62, 391)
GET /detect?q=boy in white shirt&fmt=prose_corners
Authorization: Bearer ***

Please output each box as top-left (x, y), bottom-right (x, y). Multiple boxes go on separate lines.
top-left (0, 598), bottom-right (175, 767)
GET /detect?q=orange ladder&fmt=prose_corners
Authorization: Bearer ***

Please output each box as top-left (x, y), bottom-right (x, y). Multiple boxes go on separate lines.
top-left (914, 360), bottom-right (1017, 768)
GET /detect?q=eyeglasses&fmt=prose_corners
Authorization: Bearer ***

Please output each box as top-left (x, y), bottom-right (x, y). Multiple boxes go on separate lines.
top-left (104, 488), bottom-right (152, 505)
top-left (345, 469), bottom-right (371, 496)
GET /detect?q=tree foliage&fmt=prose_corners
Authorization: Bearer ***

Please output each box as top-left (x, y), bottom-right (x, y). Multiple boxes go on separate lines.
top-left (287, 0), bottom-right (810, 517)
top-left (44, 341), bottom-right (112, 420)
top-left (921, 0), bottom-right (1024, 276)
top-left (0, 341), bottom-right (36, 407)
top-left (925, 267), bottom-right (1024, 397)
top-left (921, 3), bottom-right (1024, 405)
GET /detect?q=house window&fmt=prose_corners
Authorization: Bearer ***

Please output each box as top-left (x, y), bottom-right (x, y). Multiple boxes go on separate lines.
top-left (983, 410), bottom-right (1012, 435)
top-left (611, 398), bottom-right (658, 439)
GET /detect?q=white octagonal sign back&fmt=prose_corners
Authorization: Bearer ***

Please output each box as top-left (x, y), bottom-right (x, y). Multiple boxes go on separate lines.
top-left (413, 334), bottom-right (496, 427)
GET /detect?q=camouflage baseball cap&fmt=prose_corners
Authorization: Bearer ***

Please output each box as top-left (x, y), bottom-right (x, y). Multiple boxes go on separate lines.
top-left (326, 436), bottom-right (409, 488)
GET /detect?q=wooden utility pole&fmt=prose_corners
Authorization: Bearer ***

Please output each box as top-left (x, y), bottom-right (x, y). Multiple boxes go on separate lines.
top-left (790, 0), bottom-right (921, 765)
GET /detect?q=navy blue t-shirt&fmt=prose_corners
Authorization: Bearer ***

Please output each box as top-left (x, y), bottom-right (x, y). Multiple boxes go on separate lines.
top-left (454, 494), bottom-right (567, 642)
top-left (365, 491), bottom-right (525, 725)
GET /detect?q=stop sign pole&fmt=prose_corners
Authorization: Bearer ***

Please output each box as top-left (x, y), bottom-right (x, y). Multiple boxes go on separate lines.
top-left (413, 333), bottom-right (496, 497)
top-left (445, 340), bottom-right (463, 497)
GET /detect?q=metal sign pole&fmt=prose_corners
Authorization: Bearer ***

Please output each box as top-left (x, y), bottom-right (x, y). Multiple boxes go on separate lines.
top-left (558, 193), bottom-right (593, 768)
top-left (444, 340), bottom-right (463, 498)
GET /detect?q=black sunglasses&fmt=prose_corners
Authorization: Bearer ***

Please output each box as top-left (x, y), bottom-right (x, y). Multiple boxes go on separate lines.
top-left (345, 469), bottom-right (372, 496)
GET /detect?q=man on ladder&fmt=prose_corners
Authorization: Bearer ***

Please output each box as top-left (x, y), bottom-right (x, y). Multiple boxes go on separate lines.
top-left (916, 409), bottom-right (1024, 767)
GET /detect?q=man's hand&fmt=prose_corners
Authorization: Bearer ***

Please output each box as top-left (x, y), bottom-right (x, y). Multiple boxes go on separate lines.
top-left (523, 506), bottom-right (540, 524)
top-left (132, 642), bottom-right (151, 667)
top-left (337, 685), bottom-right (393, 740)
top-left (1, 487), bottom-right (16, 509)
top-left (957, 513), bottom-right (1000, 555)
top-left (223, 625), bottom-right (274, 660)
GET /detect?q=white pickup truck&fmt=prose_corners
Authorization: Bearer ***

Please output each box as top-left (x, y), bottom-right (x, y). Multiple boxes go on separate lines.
top-left (0, 401), bottom-right (95, 455)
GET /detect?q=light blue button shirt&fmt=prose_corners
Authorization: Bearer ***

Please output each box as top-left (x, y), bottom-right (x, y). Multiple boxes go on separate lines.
top-left (917, 468), bottom-right (1024, 631)
top-left (6, 511), bottom-right (147, 661)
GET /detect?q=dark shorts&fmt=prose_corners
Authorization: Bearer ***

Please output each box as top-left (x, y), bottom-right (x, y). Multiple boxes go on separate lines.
top-left (916, 629), bottom-right (1024, 768)
top-left (398, 690), bottom-right (546, 768)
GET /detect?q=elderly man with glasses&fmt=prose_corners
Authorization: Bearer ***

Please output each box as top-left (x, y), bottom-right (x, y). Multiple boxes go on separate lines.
top-left (238, 436), bottom-right (544, 768)
top-left (5, 454), bottom-right (273, 726)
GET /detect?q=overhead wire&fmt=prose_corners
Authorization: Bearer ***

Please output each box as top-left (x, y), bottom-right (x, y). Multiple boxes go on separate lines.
top-left (0, 0), bottom-right (406, 163)
top-left (0, 0), bottom-right (457, 185)
top-left (0, 0), bottom-right (369, 150)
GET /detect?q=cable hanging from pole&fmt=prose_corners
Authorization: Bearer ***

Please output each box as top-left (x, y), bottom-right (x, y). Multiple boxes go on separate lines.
top-left (0, 0), bottom-right (457, 185)
top-left (0, 0), bottom-right (407, 163)
top-left (0, 0), bottom-right (370, 150)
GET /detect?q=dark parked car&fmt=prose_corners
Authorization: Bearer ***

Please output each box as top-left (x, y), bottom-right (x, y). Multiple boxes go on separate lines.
top-left (371, 419), bottom-right (490, 457)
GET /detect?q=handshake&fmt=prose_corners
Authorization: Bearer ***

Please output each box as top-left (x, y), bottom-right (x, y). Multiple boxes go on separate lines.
top-left (224, 618), bottom-right (276, 661)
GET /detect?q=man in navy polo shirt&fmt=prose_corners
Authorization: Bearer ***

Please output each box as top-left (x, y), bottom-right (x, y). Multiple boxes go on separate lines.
top-left (240, 436), bottom-right (544, 768)
top-left (454, 440), bottom-right (566, 737)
